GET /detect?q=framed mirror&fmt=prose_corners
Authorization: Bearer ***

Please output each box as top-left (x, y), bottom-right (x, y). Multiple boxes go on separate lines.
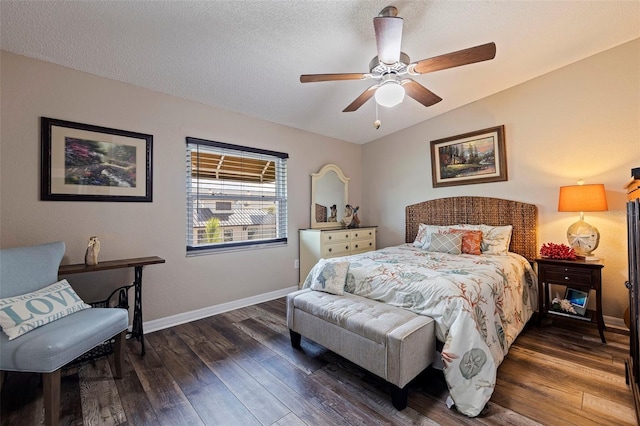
top-left (311, 164), bottom-right (349, 229)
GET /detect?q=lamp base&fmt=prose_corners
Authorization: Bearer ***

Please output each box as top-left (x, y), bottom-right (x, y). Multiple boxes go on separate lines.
top-left (566, 219), bottom-right (600, 257)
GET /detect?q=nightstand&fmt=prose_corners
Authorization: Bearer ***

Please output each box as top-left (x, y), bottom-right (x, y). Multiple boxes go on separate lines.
top-left (536, 258), bottom-right (606, 343)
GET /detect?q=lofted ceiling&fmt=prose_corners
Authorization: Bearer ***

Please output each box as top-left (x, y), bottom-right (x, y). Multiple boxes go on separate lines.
top-left (1, 1), bottom-right (638, 145)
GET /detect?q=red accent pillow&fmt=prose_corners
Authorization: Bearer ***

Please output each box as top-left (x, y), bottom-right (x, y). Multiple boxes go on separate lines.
top-left (447, 229), bottom-right (483, 255)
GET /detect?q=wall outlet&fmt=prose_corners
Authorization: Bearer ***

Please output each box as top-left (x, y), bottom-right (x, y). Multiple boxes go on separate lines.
top-left (294, 259), bottom-right (299, 269)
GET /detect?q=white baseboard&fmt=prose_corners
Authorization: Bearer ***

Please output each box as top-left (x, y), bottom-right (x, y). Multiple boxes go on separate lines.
top-left (143, 285), bottom-right (298, 334)
top-left (604, 315), bottom-right (628, 332)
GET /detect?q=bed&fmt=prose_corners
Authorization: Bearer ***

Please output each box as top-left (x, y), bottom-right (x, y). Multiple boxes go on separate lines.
top-left (301, 196), bottom-right (538, 417)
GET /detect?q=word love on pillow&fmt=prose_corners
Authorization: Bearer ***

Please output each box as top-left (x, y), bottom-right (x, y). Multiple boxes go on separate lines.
top-left (0, 279), bottom-right (91, 340)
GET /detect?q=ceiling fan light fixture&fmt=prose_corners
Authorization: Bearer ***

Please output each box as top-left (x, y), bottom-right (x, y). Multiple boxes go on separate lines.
top-left (375, 79), bottom-right (405, 107)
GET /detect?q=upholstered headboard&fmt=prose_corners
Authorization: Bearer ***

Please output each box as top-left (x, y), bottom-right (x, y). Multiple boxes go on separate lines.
top-left (406, 196), bottom-right (538, 262)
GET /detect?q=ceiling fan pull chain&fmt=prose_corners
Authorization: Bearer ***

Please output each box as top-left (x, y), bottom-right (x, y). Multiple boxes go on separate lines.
top-left (374, 102), bottom-right (381, 129)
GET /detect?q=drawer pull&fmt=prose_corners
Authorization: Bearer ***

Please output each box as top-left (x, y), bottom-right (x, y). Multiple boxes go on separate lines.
top-left (354, 233), bottom-right (358, 237)
top-left (354, 244), bottom-right (359, 249)
top-left (369, 242), bottom-right (372, 246)
top-left (345, 245), bottom-right (349, 250)
top-left (345, 234), bottom-right (349, 238)
top-left (328, 236), bottom-right (332, 240)
top-left (328, 248), bottom-right (332, 252)
top-left (565, 276), bottom-right (570, 280)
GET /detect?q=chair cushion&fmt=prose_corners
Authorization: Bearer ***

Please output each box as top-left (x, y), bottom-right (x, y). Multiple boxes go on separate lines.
top-left (0, 308), bottom-right (128, 373)
top-left (0, 242), bottom-right (65, 298)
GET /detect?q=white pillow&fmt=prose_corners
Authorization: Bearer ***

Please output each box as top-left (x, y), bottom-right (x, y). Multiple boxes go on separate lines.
top-left (426, 233), bottom-right (463, 255)
top-left (414, 224), bottom-right (449, 249)
top-left (310, 260), bottom-right (350, 295)
top-left (448, 224), bottom-right (513, 255)
top-left (0, 279), bottom-right (91, 340)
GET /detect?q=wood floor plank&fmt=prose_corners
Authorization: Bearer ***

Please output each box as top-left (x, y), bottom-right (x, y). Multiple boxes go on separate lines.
top-left (78, 359), bottom-right (126, 425)
top-left (145, 328), bottom-right (219, 396)
top-left (1, 297), bottom-right (636, 425)
top-left (227, 341), bottom-right (351, 425)
top-left (261, 353), bottom-right (396, 425)
top-left (108, 347), bottom-right (159, 425)
top-left (582, 391), bottom-right (636, 425)
top-left (186, 378), bottom-right (260, 426)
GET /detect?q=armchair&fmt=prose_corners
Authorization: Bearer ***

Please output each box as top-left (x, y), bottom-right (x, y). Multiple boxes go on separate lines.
top-left (0, 241), bottom-right (129, 426)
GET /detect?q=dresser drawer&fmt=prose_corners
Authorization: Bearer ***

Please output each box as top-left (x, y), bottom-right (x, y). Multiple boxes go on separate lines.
top-left (351, 239), bottom-right (375, 253)
top-left (322, 231), bottom-right (351, 244)
top-left (351, 229), bottom-right (375, 241)
top-left (544, 269), bottom-right (593, 287)
top-left (322, 242), bottom-right (351, 257)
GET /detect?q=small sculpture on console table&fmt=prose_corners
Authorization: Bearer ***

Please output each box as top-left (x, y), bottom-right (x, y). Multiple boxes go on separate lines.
top-left (84, 236), bottom-right (100, 266)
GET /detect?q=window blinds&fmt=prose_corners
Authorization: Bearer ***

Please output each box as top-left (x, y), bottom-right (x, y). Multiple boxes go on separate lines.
top-left (186, 137), bottom-right (288, 252)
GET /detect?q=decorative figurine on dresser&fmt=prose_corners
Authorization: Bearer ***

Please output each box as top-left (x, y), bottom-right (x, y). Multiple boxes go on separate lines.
top-left (299, 164), bottom-right (376, 286)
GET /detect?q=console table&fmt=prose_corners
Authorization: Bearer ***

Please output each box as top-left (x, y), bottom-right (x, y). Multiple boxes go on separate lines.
top-left (59, 256), bottom-right (165, 355)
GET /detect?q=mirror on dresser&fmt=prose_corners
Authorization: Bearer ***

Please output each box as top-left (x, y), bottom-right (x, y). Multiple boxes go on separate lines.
top-left (310, 164), bottom-right (349, 229)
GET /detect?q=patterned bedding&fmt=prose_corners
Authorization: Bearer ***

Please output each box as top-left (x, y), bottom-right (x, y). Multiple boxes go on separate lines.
top-left (302, 244), bottom-right (537, 417)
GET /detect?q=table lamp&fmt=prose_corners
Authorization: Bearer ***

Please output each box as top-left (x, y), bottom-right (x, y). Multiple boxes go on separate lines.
top-left (558, 182), bottom-right (608, 260)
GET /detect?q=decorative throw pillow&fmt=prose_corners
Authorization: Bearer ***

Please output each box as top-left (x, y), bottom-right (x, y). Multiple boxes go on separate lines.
top-left (310, 260), bottom-right (350, 295)
top-left (415, 224), bottom-right (449, 249)
top-left (448, 229), bottom-right (483, 255)
top-left (426, 233), bottom-right (463, 255)
top-left (478, 224), bottom-right (513, 255)
top-left (413, 223), bottom-right (430, 247)
top-left (449, 224), bottom-right (513, 255)
top-left (0, 279), bottom-right (92, 340)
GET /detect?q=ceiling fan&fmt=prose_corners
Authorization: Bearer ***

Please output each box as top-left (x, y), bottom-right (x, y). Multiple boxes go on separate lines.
top-left (300, 6), bottom-right (496, 112)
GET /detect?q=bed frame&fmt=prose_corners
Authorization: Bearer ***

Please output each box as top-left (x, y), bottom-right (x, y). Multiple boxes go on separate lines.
top-left (406, 196), bottom-right (538, 262)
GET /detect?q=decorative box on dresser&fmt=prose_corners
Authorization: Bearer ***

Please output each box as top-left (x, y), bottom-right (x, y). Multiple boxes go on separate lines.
top-left (299, 226), bottom-right (377, 286)
top-left (625, 168), bottom-right (640, 424)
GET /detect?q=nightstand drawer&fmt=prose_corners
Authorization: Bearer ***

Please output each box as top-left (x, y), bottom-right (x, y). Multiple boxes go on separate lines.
top-left (544, 270), bottom-right (593, 287)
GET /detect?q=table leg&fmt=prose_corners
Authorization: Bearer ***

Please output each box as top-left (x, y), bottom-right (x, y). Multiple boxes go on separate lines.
top-left (131, 266), bottom-right (145, 355)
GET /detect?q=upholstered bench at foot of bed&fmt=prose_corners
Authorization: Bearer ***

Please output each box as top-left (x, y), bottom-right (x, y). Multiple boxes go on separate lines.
top-left (286, 288), bottom-right (436, 410)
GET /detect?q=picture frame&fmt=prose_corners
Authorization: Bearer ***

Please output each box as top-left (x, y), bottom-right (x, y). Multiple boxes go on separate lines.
top-left (430, 125), bottom-right (507, 188)
top-left (565, 287), bottom-right (589, 316)
top-left (41, 117), bottom-right (153, 202)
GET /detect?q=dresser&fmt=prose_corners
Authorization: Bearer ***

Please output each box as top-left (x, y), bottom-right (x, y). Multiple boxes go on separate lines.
top-left (299, 226), bottom-right (377, 285)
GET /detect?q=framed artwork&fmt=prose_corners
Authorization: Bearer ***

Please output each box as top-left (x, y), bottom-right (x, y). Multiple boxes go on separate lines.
top-left (430, 125), bottom-right (507, 188)
top-left (41, 117), bottom-right (153, 202)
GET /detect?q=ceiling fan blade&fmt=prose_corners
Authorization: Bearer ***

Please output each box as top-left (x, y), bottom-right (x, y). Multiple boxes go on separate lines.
top-left (343, 84), bottom-right (379, 112)
top-left (300, 73), bottom-right (368, 83)
top-left (411, 42), bottom-right (496, 74)
top-left (373, 16), bottom-right (403, 64)
top-left (401, 79), bottom-right (442, 107)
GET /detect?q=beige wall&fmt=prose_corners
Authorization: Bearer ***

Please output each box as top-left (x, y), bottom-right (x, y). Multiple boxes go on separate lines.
top-left (0, 51), bottom-right (362, 322)
top-left (2, 39), bottom-right (638, 324)
top-left (362, 39), bottom-right (640, 319)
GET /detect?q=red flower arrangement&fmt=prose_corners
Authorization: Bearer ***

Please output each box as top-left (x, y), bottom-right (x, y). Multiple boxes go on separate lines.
top-left (540, 242), bottom-right (577, 260)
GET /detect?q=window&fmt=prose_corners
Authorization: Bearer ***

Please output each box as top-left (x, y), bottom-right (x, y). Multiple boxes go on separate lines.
top-left (186, 137), bottom-right (288, 253)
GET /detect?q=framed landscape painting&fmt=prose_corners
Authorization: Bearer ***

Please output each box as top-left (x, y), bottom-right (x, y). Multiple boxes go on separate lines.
top-left (41, 117), bottom-right (153, 202)
top-left (430, 125), bottom-right (507, 188)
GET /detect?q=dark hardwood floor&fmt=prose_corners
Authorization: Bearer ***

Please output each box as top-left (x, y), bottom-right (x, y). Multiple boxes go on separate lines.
top-left (1, 298), bottom-right (636, 425)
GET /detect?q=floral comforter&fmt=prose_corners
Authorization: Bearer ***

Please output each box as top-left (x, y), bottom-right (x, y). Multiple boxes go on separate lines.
top-left (302, 244), bottom-right (537, 417)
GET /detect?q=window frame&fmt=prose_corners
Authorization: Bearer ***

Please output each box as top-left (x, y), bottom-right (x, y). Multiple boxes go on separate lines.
top-left (186, 137), bottom-right (288, 254)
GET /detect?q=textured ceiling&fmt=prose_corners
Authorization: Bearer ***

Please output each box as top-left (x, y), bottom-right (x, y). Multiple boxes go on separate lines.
top-left (1, 1), bottom-right (639, 144)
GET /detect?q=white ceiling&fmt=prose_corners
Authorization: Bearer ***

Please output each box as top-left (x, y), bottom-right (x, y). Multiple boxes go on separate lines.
top-left (1, 1), bottom-right (638, 144)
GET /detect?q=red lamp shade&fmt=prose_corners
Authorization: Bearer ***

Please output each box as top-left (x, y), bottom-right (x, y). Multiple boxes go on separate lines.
top-left (558, 184), bottom-right (608, 212)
